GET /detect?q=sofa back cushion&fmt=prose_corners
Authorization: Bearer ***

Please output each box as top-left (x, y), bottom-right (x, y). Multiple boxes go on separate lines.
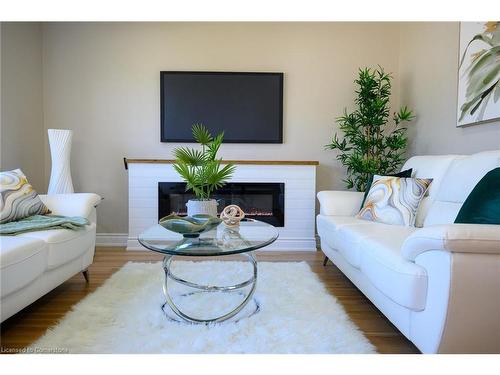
top-left (424, 150), bottom-right (500, 226)
top-left (401, 155), bottom-right (459, 227)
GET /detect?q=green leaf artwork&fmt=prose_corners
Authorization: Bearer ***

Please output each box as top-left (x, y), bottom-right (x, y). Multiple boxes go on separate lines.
top-left (458, 22), bottom-right (500, 126)
top-left (325, 66), bottom-right (415, 192)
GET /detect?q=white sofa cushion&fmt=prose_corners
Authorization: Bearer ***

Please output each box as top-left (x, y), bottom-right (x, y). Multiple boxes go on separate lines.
top-left (316, 215), bottom-right (374, 267)
top-left (336, 223), bottom-right (417, 268)
top-left (317, 213), bottom-right (426, 309)
top-left (19, 222), bottom-right (96, 269)
top-left (318, 214), bottom-right (417, 269)
top-left (401, 155), bottom-right (460, 227)
top-left (0, 236), bottom-right (47, 297)
top-left (422, 201), bottom-right (463, 228)
top-left (424, 151), bottom-right (500, 226)
top-left (401, 155), bottom-right (459, 198)
top-left (359, 232), bottom-right (428, 311)
top-left (317, 215), bottom-right (373, 233)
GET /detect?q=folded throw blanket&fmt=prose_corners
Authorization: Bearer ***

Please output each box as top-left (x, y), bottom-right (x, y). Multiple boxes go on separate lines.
top-left (0, 215), bottom-right (90, 235)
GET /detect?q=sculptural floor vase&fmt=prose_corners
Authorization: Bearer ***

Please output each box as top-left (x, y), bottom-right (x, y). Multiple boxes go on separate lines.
top-left (48, 129), bottom-right (74, 194)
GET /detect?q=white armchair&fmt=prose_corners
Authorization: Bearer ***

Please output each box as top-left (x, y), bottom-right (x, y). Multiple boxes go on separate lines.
top-left (1, 193), bottom-right (101, 322)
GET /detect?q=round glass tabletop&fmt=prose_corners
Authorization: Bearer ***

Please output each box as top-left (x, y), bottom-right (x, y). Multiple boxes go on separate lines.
top-left (138, 219), bottom-right (279, 256)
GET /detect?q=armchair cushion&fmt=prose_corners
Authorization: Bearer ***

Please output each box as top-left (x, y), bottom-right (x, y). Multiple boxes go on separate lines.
top-left (19, 222), bottom-right (96, 269)
top-left (401, 224), bottom-right (500, 261)
top-left (317, 191), bottom-right (364, 216)
top-left (39, 193), bottom-right (101, 220)
top-left (0, 237), bottom-right (46, 298)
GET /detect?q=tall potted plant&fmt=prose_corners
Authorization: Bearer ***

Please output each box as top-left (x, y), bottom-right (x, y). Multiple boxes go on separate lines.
top-left (173, 124), bottom-right (236, 217)
top-left (326, 66), bottom-right (415, 192)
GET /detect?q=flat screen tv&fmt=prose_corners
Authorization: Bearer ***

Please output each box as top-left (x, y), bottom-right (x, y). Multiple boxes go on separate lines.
top-left (160, 71), bottom-right (283, 143)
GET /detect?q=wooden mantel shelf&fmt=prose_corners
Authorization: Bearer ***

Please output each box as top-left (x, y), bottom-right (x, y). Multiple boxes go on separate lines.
top-left (124, 158), bottom-right (319, 170)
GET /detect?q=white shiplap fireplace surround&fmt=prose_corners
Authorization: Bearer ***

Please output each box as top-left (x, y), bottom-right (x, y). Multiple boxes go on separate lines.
top-left (125, 159), bottom-right (318, 251)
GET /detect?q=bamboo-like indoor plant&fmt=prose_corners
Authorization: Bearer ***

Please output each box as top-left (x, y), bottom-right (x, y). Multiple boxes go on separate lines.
top-left (173, 124), bottom-right (236, 217)
top-left (326, 66), bottom-right (415, 192)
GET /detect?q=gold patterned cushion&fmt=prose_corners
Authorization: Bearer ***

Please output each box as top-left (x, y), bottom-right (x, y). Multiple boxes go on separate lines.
top-left (357, 175), bottom-right (432, 226)
top-left (0, 169), bottom-right (50, 224)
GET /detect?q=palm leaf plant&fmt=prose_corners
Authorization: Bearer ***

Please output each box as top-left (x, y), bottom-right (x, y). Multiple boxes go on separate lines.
top-left (326, 66), bottom-right (415, 192)
top-left (459, 22), bottom-right (500, 122)
top-left (173, 124), bottom-right (235, 201)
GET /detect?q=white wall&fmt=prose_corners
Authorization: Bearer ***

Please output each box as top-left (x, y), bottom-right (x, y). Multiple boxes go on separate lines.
top-left (399, 22), bottom-right (500, 156)
top-left (0, 22), bottom-right (45, 191)
top-left (42, 22), bottom-right (401, 234)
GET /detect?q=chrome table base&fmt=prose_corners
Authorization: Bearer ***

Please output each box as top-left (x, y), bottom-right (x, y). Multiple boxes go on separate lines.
top-left (161, 253), bottom-right (258, 324)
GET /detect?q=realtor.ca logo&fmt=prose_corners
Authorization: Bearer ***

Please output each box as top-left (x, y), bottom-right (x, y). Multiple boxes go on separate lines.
top-left (1, 346), bottom-right (69, 354)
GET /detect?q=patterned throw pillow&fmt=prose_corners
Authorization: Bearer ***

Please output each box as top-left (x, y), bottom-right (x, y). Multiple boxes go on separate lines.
top-left (0, 169), bottom-right (51, 224)
top-left (359, 168), bottom-right (413, 209)
top-left (357, 175), bottom-right (432, 226)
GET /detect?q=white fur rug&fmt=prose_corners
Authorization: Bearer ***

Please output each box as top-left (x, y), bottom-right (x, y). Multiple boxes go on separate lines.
top-left (30, 261), bottom-right (376, 353)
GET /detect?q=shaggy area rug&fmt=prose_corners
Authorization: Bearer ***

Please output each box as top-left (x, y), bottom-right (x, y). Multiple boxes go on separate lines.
top-left (30, 261), bottom-right (376, 353)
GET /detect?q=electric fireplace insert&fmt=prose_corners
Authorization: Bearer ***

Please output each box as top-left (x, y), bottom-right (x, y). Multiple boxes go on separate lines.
top-left (158, 182), bottom-right (285, 227)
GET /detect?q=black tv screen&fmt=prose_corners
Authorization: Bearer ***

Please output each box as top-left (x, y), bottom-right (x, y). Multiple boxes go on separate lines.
top-left (160, 71), bottom-right (283, 143)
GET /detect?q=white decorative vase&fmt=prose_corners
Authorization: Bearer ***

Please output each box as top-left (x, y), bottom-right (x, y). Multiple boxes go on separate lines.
top-left (186, 199), bottom-right (218, 217)
top-left (47, 129), bottom-right (74, 194)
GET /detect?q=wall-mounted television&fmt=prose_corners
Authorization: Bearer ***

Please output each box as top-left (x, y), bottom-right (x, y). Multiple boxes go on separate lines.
top-left (160, 71), bottom-right (283, 143)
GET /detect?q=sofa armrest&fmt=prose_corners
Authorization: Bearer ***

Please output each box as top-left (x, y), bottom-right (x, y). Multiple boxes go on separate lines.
top-left (317, 190), bottom-right (364, 216)
top-left (39, 193), bottom-right (102, 220)
top-left (402, 224), bottom-right (500, 261)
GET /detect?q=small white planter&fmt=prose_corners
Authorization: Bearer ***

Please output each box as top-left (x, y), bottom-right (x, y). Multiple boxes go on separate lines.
top-left (186, 199), bottom-right (218, 217)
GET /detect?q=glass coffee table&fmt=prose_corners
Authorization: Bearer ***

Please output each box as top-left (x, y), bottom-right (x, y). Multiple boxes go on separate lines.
top-left (138, 219), bottom-right (278, 324)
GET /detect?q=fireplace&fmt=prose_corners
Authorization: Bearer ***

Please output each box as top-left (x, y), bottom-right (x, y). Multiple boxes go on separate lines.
top-left (158, 182), bottom-right (285, 227)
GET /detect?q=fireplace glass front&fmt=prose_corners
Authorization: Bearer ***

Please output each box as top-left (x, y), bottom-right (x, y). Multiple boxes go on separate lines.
top-left (158, 182), bottom-right (285, 227)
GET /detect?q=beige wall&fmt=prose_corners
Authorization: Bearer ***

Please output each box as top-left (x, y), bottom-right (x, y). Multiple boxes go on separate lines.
top-left (399, 22), bottom-right (500, 156)
top-left (1, 22), bottom-right (45, 191)
top-left (42, 22), bottom-right (401, 233)
top-left (3, 22), bottom-right (497, 235)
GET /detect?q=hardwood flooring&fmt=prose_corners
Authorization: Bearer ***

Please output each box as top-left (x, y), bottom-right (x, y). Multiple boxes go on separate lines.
top-left (0, 247), bottom-right (419, 354)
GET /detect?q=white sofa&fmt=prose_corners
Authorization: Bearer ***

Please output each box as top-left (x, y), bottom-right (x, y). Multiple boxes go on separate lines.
top-left (317, 150), bottom-right (500, 353)
top-left (0, 193), bottom-right (101, 322)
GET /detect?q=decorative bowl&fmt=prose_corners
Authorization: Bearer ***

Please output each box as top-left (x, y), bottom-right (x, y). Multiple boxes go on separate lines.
top-left (158, 214), bottom-right (222, 238)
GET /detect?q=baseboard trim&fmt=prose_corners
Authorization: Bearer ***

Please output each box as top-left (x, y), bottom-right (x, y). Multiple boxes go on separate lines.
top-left (126, 237), bottom-right (317, 251)
top-left (97, 233), bottom-right (318, 251)
top-left (96, 233), bottom-right (128, 247)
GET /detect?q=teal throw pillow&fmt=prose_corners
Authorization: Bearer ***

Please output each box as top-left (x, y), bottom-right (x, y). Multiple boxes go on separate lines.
top-left (455, 167), bottom-right (500, 225)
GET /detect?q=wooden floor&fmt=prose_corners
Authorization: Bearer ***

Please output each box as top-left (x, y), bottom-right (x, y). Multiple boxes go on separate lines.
top-left (0, 247), bottom-right (419, 354)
